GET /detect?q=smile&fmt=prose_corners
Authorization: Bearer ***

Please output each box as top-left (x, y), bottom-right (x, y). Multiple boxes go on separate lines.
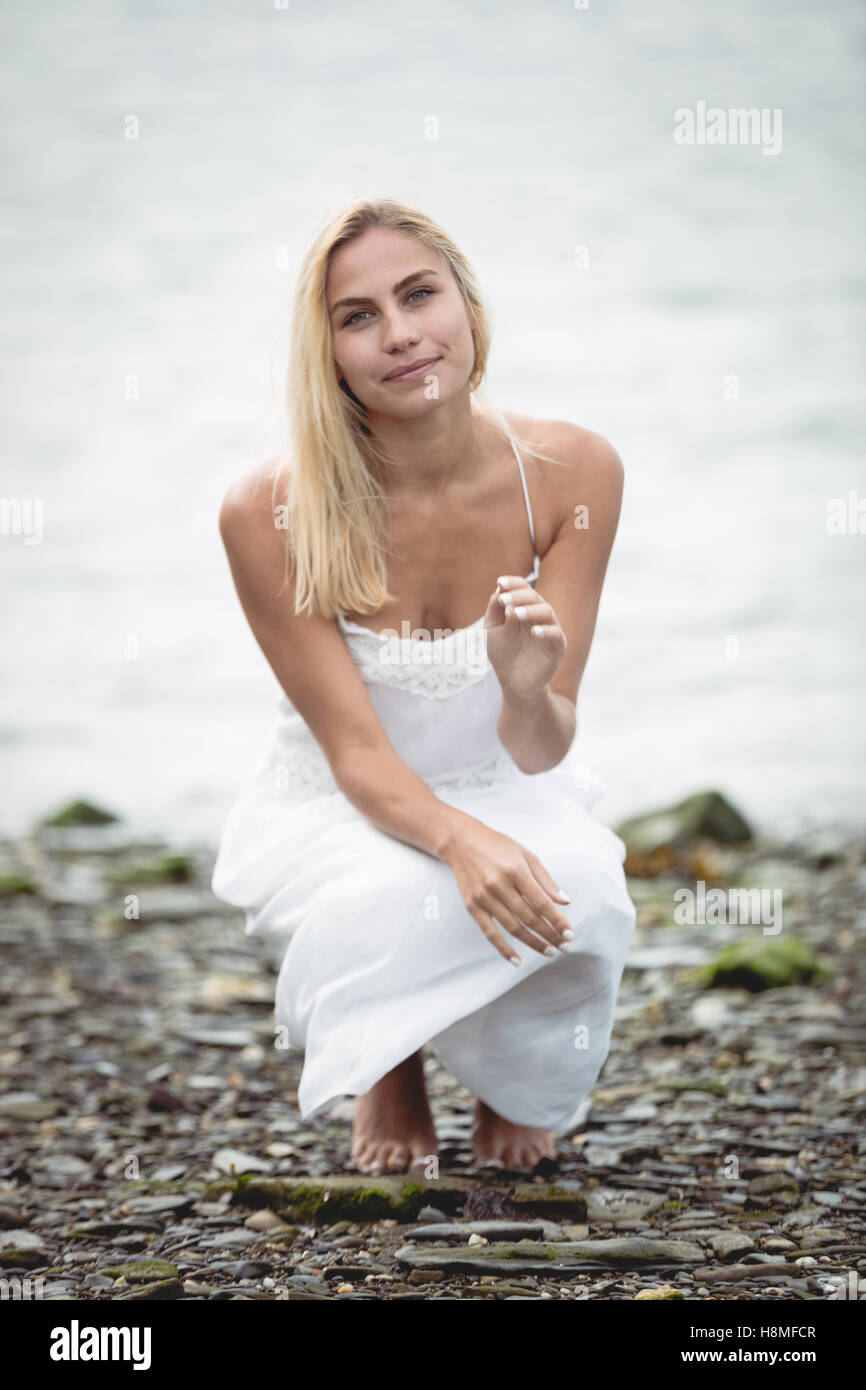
top-left (383, 356), bottom-right (442, 383)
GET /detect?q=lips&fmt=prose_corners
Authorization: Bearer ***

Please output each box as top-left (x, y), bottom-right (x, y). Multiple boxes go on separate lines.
top-left (383, 355), bottom-right (441, 382)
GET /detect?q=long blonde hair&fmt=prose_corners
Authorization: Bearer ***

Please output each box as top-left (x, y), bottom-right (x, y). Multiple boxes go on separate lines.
top-left (272, 196), bottom-right (565, 619)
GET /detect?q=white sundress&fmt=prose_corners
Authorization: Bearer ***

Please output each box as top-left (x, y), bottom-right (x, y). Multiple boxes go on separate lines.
top-left (210, 439), bottom-right (637, 1132)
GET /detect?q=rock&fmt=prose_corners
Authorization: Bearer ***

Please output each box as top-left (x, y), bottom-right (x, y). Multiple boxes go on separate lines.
top-left (762, 1237), bottom-right (798, 1253)
top-left (701, 937), bottom-right (830, 992)
top-left (0, 1093), bottom-right (59, 1120)
top-left (0, 1230), bottom-right (45, 1253)
top-left (416, 1206), bottom-right (449, 1224)
top-left (394, 1236), bottom-right (705, 1276)
top-left (708, 1232), bottom-right (756, 1260)
top-left (146, 1087), bottom-right (185, 1113)
top-left (212, 1148), bottom-right (274, 1176)
top-left (244, 1209), bottom-right (294, 1233)
top-left (585, 1187), bottom-right (669, 1225)
top-left (98, 1259), bottom-right (180, 1282)
top-left (39, 799), bottom-right (119, 827)
top-left (219, 1175), bottom-right (588, 1224)
top-left (204, 1229), bottom-right (261, 1248)
top-left (403, 1222), bottom-right (548, 1243)
top-left (120, 1195), bottom-right (194, 1216)
top-left (0, 1230), bottom-right (46, 1270)
top-left (634, 1285), bottom-right (685, 1299)
top-left (693, 1262), bottom-right (805, 1285)
top-left (114, 1278), bottom-right (184, 1300)
top-left (0, 874), bottom-right (37, 896)
top-left (616, 790), bottom-right (752, 856)
top-left (746, 1173), bottom-right (800, 1208)
top-left (106, 854), bottom-right (193, 886)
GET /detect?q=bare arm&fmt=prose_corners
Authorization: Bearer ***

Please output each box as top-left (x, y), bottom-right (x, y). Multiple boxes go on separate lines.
top-left (218, 466), bottom-right (476, 863)
top-left (492, 426), bottom-right (625, 772)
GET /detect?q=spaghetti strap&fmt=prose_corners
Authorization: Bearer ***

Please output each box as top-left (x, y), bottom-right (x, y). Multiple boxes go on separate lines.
top-left (509, 435), bottom-right (538, 557)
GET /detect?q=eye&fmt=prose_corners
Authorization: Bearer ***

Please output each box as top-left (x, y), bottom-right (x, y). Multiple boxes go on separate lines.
top-left (341, 286), bottom-right (436, 328)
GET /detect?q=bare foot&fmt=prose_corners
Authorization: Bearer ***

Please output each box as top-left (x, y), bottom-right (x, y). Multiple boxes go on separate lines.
top-left (350, 1051), bottom-right (439, 1175)
top-left (472, 1098), bottom-right (557, 1170)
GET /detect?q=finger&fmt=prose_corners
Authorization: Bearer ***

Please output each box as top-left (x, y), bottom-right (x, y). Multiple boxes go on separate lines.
top-left (515, 868), bottom-right (575, 939)
top-left (469, 903), bottom-right (523, 966)
top-left (486, 888), bottom-right (560, 955)
top-left (505, 600), bottom-right (555, 624)
top-left (497, 585), bottom-right (537, 613)
top-left (523, 849), bottom-right (571, 905)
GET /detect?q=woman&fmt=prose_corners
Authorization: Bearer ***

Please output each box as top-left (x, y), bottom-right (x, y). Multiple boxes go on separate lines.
top-left (211, 196), bottom-right (636, 1176)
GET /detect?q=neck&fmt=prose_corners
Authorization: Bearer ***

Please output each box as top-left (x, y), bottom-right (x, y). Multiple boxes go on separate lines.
top-left (364, 388), bottom-right (490, 496)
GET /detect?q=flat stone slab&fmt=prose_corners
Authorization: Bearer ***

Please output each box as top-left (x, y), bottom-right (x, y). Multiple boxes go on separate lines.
top-left (693, 1261), bottom-right (805, 1285)
top-left (403, 1221), bottom-right (550, 1243)
top-left (224, 1175), bottom-right (589, 1223)
top-left (394, 1236), bottom-right (706, 1276)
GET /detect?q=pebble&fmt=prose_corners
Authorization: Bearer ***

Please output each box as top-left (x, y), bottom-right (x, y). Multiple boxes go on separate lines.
top-left (0, 823), bottom-right (862, 1301)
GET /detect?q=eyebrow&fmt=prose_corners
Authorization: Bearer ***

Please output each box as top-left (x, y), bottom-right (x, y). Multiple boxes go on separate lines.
top-left (329, 269), bottom-right (441, 317)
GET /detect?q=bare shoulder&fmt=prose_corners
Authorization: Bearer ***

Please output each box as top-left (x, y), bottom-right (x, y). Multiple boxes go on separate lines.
top-left (504, 410), bottom-right (622, 478)
top-left (219, 455), bottom-right (292, 536)
top-left (501, 411), bottom-right (624, 544)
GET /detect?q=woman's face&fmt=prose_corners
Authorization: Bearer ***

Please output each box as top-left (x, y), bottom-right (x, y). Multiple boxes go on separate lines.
top-left (326, 227), bottom-right (476, 417)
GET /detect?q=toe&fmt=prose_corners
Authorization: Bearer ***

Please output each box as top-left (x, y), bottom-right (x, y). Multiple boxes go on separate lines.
top-left (383, 1145), bottom-right (409, 1172)
top-left (408, 1141), bottom-right (435, 1174)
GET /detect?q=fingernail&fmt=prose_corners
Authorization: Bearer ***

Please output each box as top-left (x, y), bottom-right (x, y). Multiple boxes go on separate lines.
top-left (514, 606), bottom-right (526, 618)
top-left (558, 942), bottom-right (574, 954)
top-left (543, 946), bottom-right (557, 958)
top-left (497, 577), bottom-right (511, 588)
top-left (509, 955), bottom-right (521, 967)
top-left (556, 888), bottom-right (571, 902)
top-left (561, 929), bottom-right (574, 941)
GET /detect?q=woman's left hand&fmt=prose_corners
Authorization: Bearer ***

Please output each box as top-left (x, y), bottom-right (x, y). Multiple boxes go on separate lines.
top-left (483, 574), bottom-right (567, 701)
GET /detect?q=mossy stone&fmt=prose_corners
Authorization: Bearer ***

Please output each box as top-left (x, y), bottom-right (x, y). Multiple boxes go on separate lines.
top-left (700, 936), bottom-right (831, 992)
top-left (106, 854), bottom-right (194, 886)
top-left (0, 874), bottom-right (38, 896)
top-left (98, 1258), bottom-right (180, 1282)
top-left (616, 790), bottom-right (752, 854)
top-left (39, 799), bottom-right (119, 827)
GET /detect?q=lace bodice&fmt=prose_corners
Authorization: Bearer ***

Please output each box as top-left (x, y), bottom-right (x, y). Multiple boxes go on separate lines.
top-left (335, 551), bottom-right (541, 700)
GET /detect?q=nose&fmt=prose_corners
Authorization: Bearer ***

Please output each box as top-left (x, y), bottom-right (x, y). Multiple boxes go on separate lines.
top-left (380, 306), bottom-right (421, 356)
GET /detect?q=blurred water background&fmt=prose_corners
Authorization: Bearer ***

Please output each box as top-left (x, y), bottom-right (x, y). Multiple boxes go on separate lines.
top-left (1, 0), bottom-right (864, 842)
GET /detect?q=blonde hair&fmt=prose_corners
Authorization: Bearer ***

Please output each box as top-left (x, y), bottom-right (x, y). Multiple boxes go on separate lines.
top-left (272, 196), bottom-right (566, 619)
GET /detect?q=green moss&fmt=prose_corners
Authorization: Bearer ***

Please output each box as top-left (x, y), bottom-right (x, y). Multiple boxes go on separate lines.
top-left (39, 799), bottom-right (120, 827)
top-left (497, 1244), bottom-right (559, 1261)
top-left (98, 1259), bottom-right (179, 1282)
top-left (106, 854), bottom-right (194, 886)
top-left (0, 1249), bottom-right (43, 1269)
top-left (229, 1176), bottom-right (587, 1225)
top-left (655, 1078), bottom-right (727, 1097)
top-left (700, 937), bottom-right (832, 993)
top-left (661, 1200), bottom-right (684, 1211)
top-left (0, 873), bottom-right (38, 896)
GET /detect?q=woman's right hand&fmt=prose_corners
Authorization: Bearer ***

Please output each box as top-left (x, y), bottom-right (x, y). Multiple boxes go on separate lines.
top-left (442, 820), bottom-right (575, 965)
